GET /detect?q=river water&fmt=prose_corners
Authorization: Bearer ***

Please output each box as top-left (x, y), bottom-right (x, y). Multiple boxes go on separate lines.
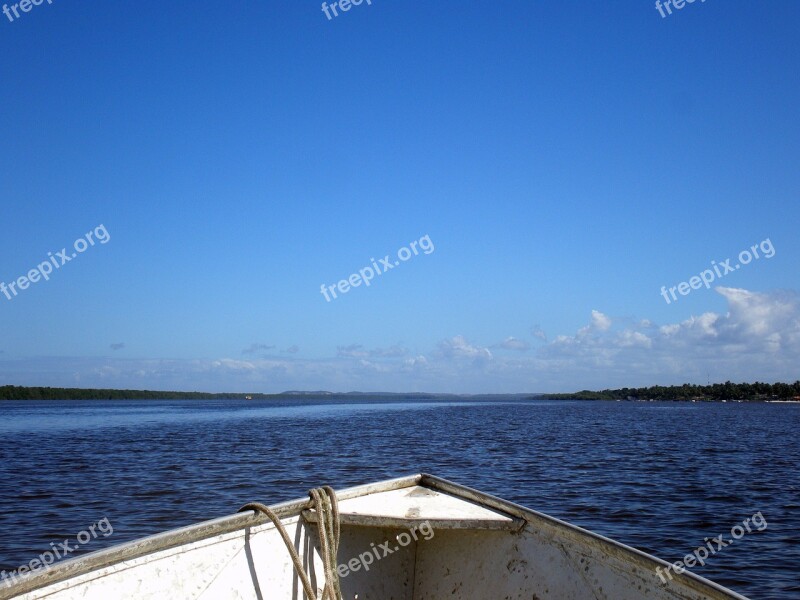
top-left (0, 398), bottom-right (797, 598)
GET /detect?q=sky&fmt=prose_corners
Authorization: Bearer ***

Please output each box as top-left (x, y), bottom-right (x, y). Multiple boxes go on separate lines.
top-left (0, 0), bottom-right (798, 393)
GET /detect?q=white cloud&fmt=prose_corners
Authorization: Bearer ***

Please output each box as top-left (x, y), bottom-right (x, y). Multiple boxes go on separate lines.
top-left (591, 310), bottom-right (612, 330)
top-left (618, 330), bottom-right (652, 348)
top-left (337, 344), bottom-right (368, 358)
top-left (531, 325), bottom-right (548, 342)
top-left (369, 345), bottom-right (408, 358)
top-left (493, 337), bottom-right (531, 351)
top-left (577, 310), bottom-right (612, 336)
top-left (242, 343), bottom-right (275, 355)
top-left (437, 335), bottom-right (493, 361)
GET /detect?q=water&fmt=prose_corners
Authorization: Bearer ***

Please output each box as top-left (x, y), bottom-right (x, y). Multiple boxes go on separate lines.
top-left (0, 398), bottom-right (797, 599)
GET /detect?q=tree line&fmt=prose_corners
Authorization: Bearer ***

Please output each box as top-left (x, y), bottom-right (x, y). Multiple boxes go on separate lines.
top-left (546, 381), bottom-right (800, 401)
top-left (0, 386), bottom-right (274, 400)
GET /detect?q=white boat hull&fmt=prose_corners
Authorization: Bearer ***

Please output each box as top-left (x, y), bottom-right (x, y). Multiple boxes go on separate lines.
top-left (2, 474), bottom-right (749, 599)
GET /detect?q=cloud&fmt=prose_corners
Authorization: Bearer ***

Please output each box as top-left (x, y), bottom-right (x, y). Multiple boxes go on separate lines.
top-left (338, 344), bottom-right (408, 359)
top-left (110, 343), bottom-right (125, 351)
top-left (531, 325), bottom-right (547, 342)
top-left (715, 287), bottom-right (798, 343)
top-left (283, 345), bottom-right (300, 354)
top-left (403, 355), bottom-right (428, 368)
top-left (577, 310), bottom-right (612, 336)
top-left (540, 287), bottom-right (800, 386)
top-left (337, 344), bottom-right (368, 358)
top-left (3, 287), bottom-right (798, 394)
top-left (437, 335), bottom-right (492, 361)
top-left (242, 343), bottom-right (275, 355)
top-left (493, 337), bottom-right (531, 351)
top-left (369, 345), bottom-right (408, 358)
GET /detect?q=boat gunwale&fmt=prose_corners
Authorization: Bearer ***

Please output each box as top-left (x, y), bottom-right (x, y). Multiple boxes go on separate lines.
top-left (420, 474), bottom-right (750, 600)
top-left (0, 473), bottom-right (750, 600)
top-left (0, 474), bottom-right (421, 599)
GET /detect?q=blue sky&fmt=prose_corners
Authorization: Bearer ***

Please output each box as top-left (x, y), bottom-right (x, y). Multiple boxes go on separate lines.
top-left (1, 0), bottom-right (798, 393)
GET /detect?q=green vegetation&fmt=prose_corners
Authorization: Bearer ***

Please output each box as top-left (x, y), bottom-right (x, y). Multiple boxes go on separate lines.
top-left (545, 381), bottom-right (800, 401)
top-left (0, 386), bottom-right (276, 400)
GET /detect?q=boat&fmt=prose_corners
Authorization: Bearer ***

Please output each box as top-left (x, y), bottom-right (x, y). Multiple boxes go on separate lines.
top-left (1, 473), bottom-right (748, 599)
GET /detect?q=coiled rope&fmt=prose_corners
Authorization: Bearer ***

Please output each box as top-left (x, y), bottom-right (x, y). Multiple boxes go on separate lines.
top-left (239, 486), bottom-right (342, 600)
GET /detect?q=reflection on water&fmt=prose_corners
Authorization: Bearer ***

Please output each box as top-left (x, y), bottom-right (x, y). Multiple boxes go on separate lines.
top-left (0, 399), bottom-right (483, 433)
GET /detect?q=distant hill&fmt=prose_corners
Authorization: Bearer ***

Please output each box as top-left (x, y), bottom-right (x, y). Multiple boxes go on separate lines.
top-left (0, 386), bottom-right (523, 401)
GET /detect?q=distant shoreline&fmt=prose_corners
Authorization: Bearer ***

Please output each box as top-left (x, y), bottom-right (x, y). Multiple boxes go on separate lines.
top-left (1, 382), bottom-right (799, 402)
top-left (544, 381), bottom-right (800, 402)
top-left (0, 386), bottom-right (458, 401)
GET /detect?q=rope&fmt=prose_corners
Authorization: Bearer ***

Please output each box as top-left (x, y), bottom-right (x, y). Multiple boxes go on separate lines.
top-left (239, 486), bottom-right (342, 600)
